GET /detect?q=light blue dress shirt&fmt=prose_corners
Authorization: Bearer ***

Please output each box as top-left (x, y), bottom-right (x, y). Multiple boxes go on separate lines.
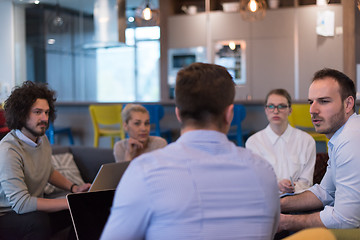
top-left (309, 113), bottom-right (360, 228)
top-left (101, 130), bottom-right (280, 240)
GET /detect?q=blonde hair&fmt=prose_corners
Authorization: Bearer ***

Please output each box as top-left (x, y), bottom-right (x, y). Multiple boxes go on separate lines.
top-left (122, 104), bottom-right (149, 123)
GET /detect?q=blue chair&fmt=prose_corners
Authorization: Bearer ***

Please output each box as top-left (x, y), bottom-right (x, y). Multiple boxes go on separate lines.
top-left (46, 121), bottom-right (74, 145)
top-left (143, 104), bottom-right (172, 143)
top-left (227, 104), bottom-right (249, 146)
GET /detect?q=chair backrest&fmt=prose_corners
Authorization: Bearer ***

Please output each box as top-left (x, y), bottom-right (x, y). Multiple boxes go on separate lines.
top-left (229, 104), bottom-right (247, 146)
top-left (143, 104), bottom-right (165, 136)
top-left (231, 104), bottom-right (246, 126)
top-left (0, 109), bottom-right (6, 127)
top-left (89, 104), bottom-right (124, 137)
top-left (288, 104), bottom-right (313, 128)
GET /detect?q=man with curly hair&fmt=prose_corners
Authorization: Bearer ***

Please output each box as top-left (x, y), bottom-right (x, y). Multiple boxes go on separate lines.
top-left (0, 81), bottom-right (90, 239)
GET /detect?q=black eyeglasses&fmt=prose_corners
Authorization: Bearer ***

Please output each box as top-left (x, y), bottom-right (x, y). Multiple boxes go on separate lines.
top-left (265, 104), bottom-right (289, 112)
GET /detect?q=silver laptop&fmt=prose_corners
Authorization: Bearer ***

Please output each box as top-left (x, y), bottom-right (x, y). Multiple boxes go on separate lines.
top-left (67, 190), bottom-right (115, 240)
top-left (88, 161), bottom-right (130, 192)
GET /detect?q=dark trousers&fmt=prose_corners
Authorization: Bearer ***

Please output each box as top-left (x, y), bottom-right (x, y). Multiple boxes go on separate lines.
top-left (0, 210), bottom-right (75, 240)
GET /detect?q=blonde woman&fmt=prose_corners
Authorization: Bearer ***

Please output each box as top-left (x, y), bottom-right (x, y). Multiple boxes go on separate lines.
top-left (114, 104), bottom-right (167, 162)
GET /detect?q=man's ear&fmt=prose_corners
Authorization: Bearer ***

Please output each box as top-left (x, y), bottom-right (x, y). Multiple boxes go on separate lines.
top-left (225, 104), bottom-right (234, 125)
top-left (344, 96), bottom-right (355, 114)
top-left (175, 107), bottom-right (182, 123)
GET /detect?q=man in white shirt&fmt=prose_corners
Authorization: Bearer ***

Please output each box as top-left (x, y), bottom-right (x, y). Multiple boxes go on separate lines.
top-left (279, 68), bottom-right (360, 231)
top-left (101, 63), bottom-right (280, 240)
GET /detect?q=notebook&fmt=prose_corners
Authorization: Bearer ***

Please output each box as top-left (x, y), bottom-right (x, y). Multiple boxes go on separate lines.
top-left (67, 190), bottom-right (115, 240)
top-left (88, 161), bottom-right (130, 192)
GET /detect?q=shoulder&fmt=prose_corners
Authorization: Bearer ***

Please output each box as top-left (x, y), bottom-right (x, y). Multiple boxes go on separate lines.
top-left (246, 128), bottom-right (265, 142)
top-left (333, 115), bottom-right (360, 148)
top-left (236, 147), bottom-right (278, 191)
top-left (0, 132), bottom-right (23, 155)
top-left (245, 128), bottom-right (266, 148)
top-left (114, 139), bottom-right (127, 150)
top-left (342, 114), bottom-right (360, 136)
top-left (148, 136), bottom-right (167, 148)
top-left (289, 126), bottom-right (315, 143)
top-left (242, 147), bottom-right (273, 170)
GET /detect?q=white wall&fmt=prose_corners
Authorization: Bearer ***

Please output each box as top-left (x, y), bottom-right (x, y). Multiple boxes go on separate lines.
top-left (167, 5), bottom-right (343, 101)
top-left (0, 0), bottom-right (15, 102)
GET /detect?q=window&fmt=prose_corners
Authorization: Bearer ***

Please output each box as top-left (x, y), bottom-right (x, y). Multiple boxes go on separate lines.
top-left (15, 1), bottom-right (160, 103)
top-left (97, 27), bottom-right (160, 102)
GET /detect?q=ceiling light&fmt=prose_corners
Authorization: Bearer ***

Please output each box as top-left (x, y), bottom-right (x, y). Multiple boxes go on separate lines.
top-left (47, 39), bottom-right (56, 45)
top-left (142, 4), bottom-right (152, 20)
top-left (239, 0), bottom-right (267, 22)
top-left (229, 41), bottom-right (236, 50)
top-left (248, 0), bottom-right (258, 12)
top-left (316, 0), bottom-right (329, 6)
top-left (135, 0), bottom-right (159, 27)
top-left (48, 0), bottom-right (67, 34)
top-left (137, 0), bottom-right (153, 21)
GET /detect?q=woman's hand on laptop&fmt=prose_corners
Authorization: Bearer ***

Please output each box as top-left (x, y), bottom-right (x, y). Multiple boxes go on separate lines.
top-left (73, 183), bottom-right (92, 193)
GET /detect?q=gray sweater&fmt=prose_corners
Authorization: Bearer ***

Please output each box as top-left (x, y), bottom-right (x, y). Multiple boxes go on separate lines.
top-left (0, 130), bottom-right (53, 214)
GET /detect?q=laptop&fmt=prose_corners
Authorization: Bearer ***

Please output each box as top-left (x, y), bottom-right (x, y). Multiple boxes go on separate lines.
top-left (67, 190), bottom-right (115, 240)
top-left (88, 161), bottom-right (130, 192)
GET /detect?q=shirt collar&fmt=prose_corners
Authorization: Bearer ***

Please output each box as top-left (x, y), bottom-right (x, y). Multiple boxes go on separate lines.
top-left (264, 124), bottom-right (292, 145)
top-left (178, 129), bottom-right (228, 143)
top-left (328, 113), bottom-right (357, 150)
top-left (15, 129), bottom-right (42, 148)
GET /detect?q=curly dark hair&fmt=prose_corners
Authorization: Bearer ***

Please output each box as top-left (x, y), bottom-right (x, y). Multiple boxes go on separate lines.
top-left (4, 81), bottom-right (57, 130)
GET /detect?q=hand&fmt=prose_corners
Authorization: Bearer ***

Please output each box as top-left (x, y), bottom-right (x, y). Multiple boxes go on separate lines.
top-left (125, 138), bottom-right (145, 161)
top-left (127, 138), bottom-right (144, 152)
top-left (278, 179), bottom-right (295, 193)
top-left (72, 183), bottom-right (91, 193)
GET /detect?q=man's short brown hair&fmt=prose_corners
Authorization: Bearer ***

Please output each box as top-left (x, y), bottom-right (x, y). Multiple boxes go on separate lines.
top-left (175, 62), bottom-right (235, 128)
top-left (313, 68), bottom-right (356, 112)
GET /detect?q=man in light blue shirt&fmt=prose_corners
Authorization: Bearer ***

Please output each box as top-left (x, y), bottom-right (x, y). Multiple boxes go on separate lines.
top-left (101, 63), bottom-right (280, 240)
top-left (279, 68), bottom-right (360, 231)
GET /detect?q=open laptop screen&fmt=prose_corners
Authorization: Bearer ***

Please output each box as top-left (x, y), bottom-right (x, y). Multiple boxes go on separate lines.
top-left (89, 161), bottom-right (130, 192)
top-left (67, 190), bottom-right (115, 240)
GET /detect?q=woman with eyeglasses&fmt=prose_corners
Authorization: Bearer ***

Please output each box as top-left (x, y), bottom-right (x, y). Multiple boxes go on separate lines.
top-left (245, 89), bottom-right (316, 194)
top-left (114, 104), bottom-right (168, 162)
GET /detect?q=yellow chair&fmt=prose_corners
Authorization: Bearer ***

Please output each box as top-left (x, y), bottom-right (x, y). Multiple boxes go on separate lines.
top-left (288, 104), bottom-right (329, 150)
top-left (283, 228), bottom-right (336, 240)
top-left (89, 104), bottom-right (125, 148)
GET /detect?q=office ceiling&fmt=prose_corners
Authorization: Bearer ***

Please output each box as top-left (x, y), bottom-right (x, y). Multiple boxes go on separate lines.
top-left (11, 0), bottom-right (159, 14)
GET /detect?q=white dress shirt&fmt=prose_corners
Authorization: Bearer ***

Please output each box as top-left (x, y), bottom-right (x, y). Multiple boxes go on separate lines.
top-left (246, 124), bottom-right (316, 193)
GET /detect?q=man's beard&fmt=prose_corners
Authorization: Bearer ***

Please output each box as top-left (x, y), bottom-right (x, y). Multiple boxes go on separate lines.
top-left (315, 107), bottom-right (346, 136)
top-left (24, 121), bottom-right (48, 138)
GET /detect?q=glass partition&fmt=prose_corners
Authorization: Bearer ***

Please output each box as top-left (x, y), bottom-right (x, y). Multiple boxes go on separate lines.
top-left (13, 0), bottom-right (160, 102)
